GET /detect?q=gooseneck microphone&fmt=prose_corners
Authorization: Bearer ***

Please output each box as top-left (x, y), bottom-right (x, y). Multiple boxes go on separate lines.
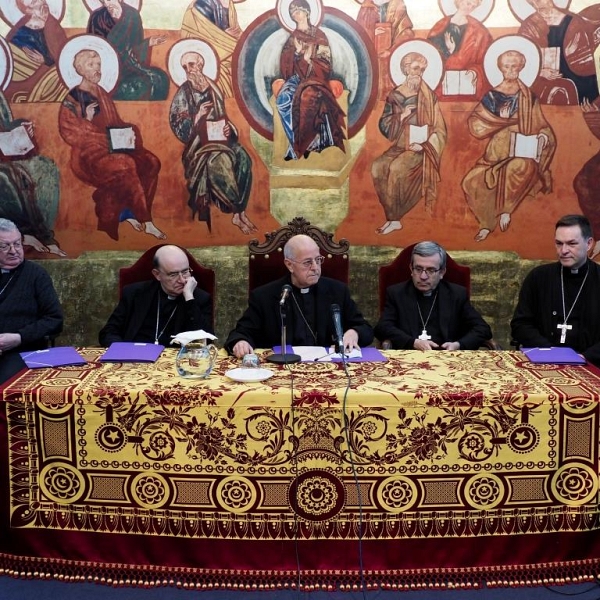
top-left (279, 284), bottom-right (292, 306)
top-left (330, 303), bottom-right (344, 355)
top-left (267, 284), bottom-right (301, 364)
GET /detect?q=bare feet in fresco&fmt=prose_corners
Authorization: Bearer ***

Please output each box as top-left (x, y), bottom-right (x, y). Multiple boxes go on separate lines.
top-left (240, 211), bottom-right (258, 233)
top-left (499, 212), bottom-right (511, 232)
top-left (23, 235), bottom-right (48, 252)
top-left (376, 220), bottom-right (402, 235)
top-left (475, 228), bottom-right (490, 241)
top-left (592, 240), bottom-right (600, 259)
top-left (232, 212), bottom-right (257, 235)
top-left (47, 244), bottom-right (67, 257)
top-left (144, 221), bottom-right (166, 239)
top-left (126, 218), bottom-right (143, 232)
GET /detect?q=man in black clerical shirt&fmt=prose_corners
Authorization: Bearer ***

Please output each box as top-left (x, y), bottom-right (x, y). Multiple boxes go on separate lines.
top-left (511, 214), bottom-right (600, 365)
top-left (225, 234), bottom-right (373, 358)
top-left (0, 218), bottom-right (63, 384)
top-left (375, 241), bottom-right (492, 350)
top-left (99, 245), bottom-right (212, 346)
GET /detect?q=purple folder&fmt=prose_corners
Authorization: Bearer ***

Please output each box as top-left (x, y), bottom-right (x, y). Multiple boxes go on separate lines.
top-left (20, 346), bottom-right (88, 368)
top-left (100, 342), bottom-right (164, 363)
top-left (521, 347), bottom-right (586, 365)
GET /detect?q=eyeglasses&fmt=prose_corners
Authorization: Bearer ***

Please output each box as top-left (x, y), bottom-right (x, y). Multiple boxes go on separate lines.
top-left (160, 268), bottom-right (193, 280)
top-left (0, 240), bottom-right (23, 253)
top-left (412, 266), bottom-right (442, 276)
top-left (288, 256), bottom-right (325, 269)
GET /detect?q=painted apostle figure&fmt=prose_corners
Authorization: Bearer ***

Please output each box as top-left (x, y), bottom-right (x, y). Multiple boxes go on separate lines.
top-left (461, 48), bottom-right (556, 241)
top-left (169, 48), bottom-right (255, 235)
top-left (86, 0), bottom-right (169, 101)
top-left (58, 45), bottom-right (165, 241)
top-left (371, 48), bottom-right (447, 235)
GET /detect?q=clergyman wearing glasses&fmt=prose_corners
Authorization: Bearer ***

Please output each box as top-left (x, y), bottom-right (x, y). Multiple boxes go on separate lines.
top-left (225, 234), bottom-right (374, 358)
top-left (375, 241), bottom-right (492, 350)
top-left (99, 245), bottom-right (213, 347)
top-left (0, 218), bottom-right (63, 383)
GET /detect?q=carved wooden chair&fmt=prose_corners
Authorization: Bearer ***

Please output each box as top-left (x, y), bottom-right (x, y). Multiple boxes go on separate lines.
top-left (378, 243), bottom-right (499, 349)
top-left (118, 244), bottom-right (216, 328)
top-left (248, 216), bottom-right (350, 291)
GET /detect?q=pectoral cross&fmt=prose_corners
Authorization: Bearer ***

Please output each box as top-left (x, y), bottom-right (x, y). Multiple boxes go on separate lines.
top-left (557, 322), bottom-right (572, 344)
top-left (418, 329), bottom-right (431, 341)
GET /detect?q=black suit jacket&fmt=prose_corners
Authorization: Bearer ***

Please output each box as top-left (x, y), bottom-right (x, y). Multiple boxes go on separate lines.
top-left (99, 280), bottom-right (213, 346)
top-left (374, 279), bottom-right (492, 350)
top-left (225, 275), bottom-right (374, 353)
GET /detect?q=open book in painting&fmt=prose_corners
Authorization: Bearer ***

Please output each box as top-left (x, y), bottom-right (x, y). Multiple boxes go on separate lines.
top-left (442, 70), bottom-right (477, 96)
top-left (509, 132), bottom-right (545, 162)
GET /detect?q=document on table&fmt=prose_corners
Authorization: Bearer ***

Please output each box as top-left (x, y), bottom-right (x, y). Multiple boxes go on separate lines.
top-left (273, 346), bottom-right (387, 362)
top-left (294, 346), bottom-right (363, 362)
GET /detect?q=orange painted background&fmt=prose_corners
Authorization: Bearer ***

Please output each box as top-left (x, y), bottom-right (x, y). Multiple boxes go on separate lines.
top-left (1, 0), bottom-right (599, 261)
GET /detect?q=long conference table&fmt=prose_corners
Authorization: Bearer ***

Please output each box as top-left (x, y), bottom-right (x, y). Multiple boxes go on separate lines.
top-left (1, 348), bottom-right (600, 591)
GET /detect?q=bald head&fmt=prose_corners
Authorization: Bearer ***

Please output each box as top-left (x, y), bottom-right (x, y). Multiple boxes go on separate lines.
top-left (181, 51), bottom-right (209, 90)
top-left (152, 245), bottom-right (192, 296)
top-left (284, 234), bottom-right (318, 260)
top-left (284, 235), bottom-right (322, 288)
top-left (154, 245), bottom-right (187, 268)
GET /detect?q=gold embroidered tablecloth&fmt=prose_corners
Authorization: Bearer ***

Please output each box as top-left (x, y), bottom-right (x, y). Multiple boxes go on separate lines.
top-left (1, 349), bottom-right (599, 590)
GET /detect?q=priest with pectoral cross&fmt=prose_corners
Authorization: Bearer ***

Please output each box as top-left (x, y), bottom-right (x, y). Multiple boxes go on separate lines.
top-left (374, 241), bottom-right (493, 351)
top-left (511, 214), bottom-right (600, 367)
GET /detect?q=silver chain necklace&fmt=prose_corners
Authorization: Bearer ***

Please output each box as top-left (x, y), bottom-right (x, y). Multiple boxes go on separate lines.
top-left (155, 295), bottom-right (178, 345)
top-left (558, 266), bottom-right (589, 344)
top-left (0, 273), bottom-right (15, 297)
top-left (290, 290), bottom-right (318, 343)
top-left (416, 291), bottom-right (438, 341)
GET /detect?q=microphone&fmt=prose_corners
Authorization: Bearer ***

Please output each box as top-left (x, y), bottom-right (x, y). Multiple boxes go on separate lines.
top-left (330, 304), bottom-right (344, 354)
top-left (279, 284), bottom-right (292, 306)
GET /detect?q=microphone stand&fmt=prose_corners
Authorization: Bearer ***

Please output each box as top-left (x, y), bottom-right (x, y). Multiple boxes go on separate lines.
top-left (267, 303), bottom-right (301, 364)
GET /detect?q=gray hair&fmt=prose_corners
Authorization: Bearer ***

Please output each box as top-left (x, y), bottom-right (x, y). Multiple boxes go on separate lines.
top-left (0, 218), bottom-right (19, 234)
top-left (411, 241), bottom-right (447, 270)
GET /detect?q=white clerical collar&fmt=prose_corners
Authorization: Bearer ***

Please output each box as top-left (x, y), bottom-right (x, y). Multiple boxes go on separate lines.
top-left (300, 287), bottom-right (310, 294)
top-left (1, 269), bottom-right (10, 274)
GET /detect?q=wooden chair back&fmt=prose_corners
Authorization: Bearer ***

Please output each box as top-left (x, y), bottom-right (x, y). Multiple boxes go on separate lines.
top-left (378, 243), bottom-right (471, 315)
top-left (118, 244), bottom-right (216, 327)
top-left (248, 216), bottom-right (350, 291)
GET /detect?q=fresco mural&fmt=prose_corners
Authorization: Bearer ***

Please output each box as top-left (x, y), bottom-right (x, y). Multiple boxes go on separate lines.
top-left (57, 35), bottom-right (165, 240)
top-left (511, 0), bottom-right (600, 105)
top-left (371, 40), bottom-right (446, 235)
top-left (1, 0), bottom-right (68, 102)
top-left (84, 0), bottom-right (169, 101)
top-left (0, 0), bottom-right (597, 260)
top-left (275, 0), bottom-right (346, 161)
top-left (461, 35), bottom-right (556, 241)
top-left (168, 38), bottom-right (255, 234)
top-left (427, 0), bottom-right (494, 100)
top-left (180, 0), bottom-right (244, 99)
